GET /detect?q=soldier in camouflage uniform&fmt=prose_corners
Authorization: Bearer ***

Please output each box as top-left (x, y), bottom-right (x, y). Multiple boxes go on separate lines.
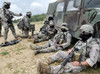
top-left (0, 21), bottom-right (2, 36)
top-left (0, 2), bottom-right (22, 42)
top-left (29, 15), bottom-right (57, 43)
top-left (30, 23), bottom-right (71, 55)
top-left (37, 24), bottom-right (100, 74)
top-left (33, 20), bottom-right (57, 43)
top-left (18, 12), bottom-right (32, 38)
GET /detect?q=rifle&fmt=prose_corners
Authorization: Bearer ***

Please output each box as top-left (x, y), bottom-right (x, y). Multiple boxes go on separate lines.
top-left (29, 24), bottom-right (35, 36)
top-left (0, 40), bottom-right (21, 47)
top-left (57, 47), bottom-right (76, 74)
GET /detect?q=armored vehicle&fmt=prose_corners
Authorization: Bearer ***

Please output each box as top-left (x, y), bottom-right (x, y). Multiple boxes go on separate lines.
top-left (47, 0), bottom-right (100, 38)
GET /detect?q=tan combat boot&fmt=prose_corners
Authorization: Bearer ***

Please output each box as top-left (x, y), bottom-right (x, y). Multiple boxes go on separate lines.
top-left (45, 58), bottom-right (52, 65)
top-left (37, 60), bottom-right (50, 74)
top-left (30, 44), bottom-right (37, 50)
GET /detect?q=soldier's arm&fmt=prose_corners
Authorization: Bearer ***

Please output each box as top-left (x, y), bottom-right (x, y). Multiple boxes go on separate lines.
top-left (9, 11), bottom-right (21, 16)
top-left (61, 33), bottom-right (72, 49)
top-left (86, 43), bottom-right (99, 67)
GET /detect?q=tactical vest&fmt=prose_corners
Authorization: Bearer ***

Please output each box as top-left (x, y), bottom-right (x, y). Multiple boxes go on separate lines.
top-left (72, 38), bottom-right (98, 62)
top-left (55, 32), bottom-right (67, 44)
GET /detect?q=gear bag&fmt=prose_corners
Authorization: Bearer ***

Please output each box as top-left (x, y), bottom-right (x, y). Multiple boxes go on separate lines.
top-left (17, 19), bottom-right (24, 30)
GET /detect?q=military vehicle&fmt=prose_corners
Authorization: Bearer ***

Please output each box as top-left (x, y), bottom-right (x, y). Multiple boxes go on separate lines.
top-left (47, 0), bottom-right (100, 39)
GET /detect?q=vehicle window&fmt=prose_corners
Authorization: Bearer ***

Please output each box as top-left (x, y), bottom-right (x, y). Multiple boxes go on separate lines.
top-left (67, 0), bottom-right (78, 11)
top-left (84, 0), bottom-right (100, 8)
top-left (56, 2), bottom-right (64, 12)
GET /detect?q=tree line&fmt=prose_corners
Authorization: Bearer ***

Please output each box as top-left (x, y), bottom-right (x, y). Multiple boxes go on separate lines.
top-left (13, 13), bottom-right (46, 23)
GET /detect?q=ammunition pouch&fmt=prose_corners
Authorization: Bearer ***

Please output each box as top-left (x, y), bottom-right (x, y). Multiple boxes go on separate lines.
top-left (73, 51), bottom-right (80, 61)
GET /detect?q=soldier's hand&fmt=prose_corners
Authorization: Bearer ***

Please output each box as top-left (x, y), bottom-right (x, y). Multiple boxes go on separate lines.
top-left (56, 44), bottom-right (61, 47)
top-left (67, 49), bottom-right (72, 55)
top-left (19, 13), bottom-right (22, 16)
top-left (71, 61), bottom-right (79, 66)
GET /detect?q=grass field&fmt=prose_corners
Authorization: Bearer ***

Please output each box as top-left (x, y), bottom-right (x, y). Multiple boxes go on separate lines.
top-left (0, 21), bottom-right (100, 74)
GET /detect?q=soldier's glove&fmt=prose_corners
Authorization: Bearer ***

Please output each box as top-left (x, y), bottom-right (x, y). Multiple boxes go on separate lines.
top-left (19, 13), bottom-right (22, 16)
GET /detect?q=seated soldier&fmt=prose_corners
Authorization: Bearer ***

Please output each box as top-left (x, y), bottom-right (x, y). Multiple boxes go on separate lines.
top-left (30, 23), bottom-right (72, 55)
top-left (37, 24), bottom-right (100, 74)
top-left (33, 20), bottom-right (57, 43)
top-left (29, 15), bottom-right (57, 43)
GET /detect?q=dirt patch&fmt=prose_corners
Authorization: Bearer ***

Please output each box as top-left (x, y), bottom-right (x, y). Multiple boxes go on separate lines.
top-left (0, 22), bottom-right (55, 74)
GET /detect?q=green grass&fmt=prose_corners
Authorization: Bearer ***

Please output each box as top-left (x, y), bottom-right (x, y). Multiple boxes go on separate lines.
top-left (1, 52), bottom-right (9, 56)
top-left (8, 63), bottom-right (13, 70)
top-left (14, 70), bottom-right (19, 74)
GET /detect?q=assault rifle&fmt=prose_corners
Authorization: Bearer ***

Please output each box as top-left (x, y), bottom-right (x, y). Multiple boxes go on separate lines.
top-left (57, 47), bottom-right (76, 74)
top-left (29, 24), bottom-right (35, 36)
top-left (0, 40), bottom-right (21, 47)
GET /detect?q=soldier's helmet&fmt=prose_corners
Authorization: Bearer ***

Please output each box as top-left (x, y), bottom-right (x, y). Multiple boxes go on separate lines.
top-left (26, 12), bottom-right (32, 15)
top-left (49, 21), bottom-right (54, 25)
top-left (48, 15), bottom-right (53, 21)
top-left (3, 1), bottom-right (11, 6)
top-left (61, 23), bottom-right (69, 31)
top-left (80, 24), bottom-right (94, 34)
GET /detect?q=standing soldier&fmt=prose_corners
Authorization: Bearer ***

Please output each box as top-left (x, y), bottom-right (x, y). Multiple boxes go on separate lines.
top-left (0, 21), bottom-right (2, 36)
top-left (18, 12), bottom-right (32, 38)
top-left (37, 24), bottom-right (100, 74)
top-left (30, 23), bottom-right (72, 55)
top-left (0, 2), bottom-right (22, 42)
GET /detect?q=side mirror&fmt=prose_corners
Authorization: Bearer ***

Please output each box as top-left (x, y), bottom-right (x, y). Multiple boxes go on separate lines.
top-left (74, 0), bottom-right (81, 8)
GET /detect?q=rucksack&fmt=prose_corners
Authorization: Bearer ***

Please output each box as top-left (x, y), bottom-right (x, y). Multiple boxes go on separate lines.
top-left (17, 18), bottom-right (24, 30)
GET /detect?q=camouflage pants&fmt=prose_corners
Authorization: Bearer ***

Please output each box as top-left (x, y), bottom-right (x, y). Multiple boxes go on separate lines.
top-left (36, 40), bottom-right (62, 53)
top-left (0, 22), bottom-right (2, 35)
top-left (3, 22), bottom-right (17, 40)
top-left (20, 30), bottom-right (29, 38)
top-left (50, 51), bottom-right (82, 74)
top-left (34, 32), bottom-right (50, 43)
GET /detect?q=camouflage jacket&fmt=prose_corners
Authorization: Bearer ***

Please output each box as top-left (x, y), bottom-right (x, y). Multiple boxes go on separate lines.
top-left (73, 37), bottom-right (99, 67)
top-left (53, 31), bottom-right (71, 49)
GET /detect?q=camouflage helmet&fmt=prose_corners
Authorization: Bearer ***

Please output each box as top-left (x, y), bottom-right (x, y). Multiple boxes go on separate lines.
top-left (26, 12), bottom-right (32, 15)
top-left (49, 21), bottom-right (54, 25)
top-left (61, 23), bottom-right (69, 30)
top-left (48, 15), bottom-right (53, 21)
top-left (3, 1), bottom-right (11, 6)
top-left (80, 24), bottom-right (94, 34)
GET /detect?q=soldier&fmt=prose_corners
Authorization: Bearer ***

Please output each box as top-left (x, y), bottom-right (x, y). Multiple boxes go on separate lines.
top-left (30, 23), bottom-right (71, 55)
top-left (33, 20), bottom-right (57, 43)
top-left (18, 12), bottom-right (32, 38)
top-left (37, 24), bottom-right (100, 74)
top-left (0, 21), bottom-right (2, 36)
top-left (0, 2), bottom-right (22, 42)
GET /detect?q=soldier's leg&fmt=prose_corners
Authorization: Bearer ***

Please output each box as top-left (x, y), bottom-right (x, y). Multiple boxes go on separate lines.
top-left (20, 30), bottom-right (29, 38)
top-left (9, 23), bottom-right (17, 39)
top-left (30, 42), bottom-right (51, 50)
top-left (34, 46), bottom-right (62, 55)
top-left (50, 50), bottom-right (68, 62)
top-left (38, 61), bottom-right (82, 74)
top-left (0, 22), bottom-right (2, 35)
top-left (4, 25), bottom-right (9, 41)
top-left (50, 63), bottom-right (82, 74)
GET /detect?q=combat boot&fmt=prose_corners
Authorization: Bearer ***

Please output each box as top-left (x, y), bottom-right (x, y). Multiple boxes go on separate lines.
top-left (34, 50), bottom-right (40, 55)
top-left (30, 44), bottom-right (42, 50)
top-left (38, 61), bottom-right (50, 74)
top-left (45, 58), bottom-right (52, 65)
top-left (30, 44), bottom-right (37, 50)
